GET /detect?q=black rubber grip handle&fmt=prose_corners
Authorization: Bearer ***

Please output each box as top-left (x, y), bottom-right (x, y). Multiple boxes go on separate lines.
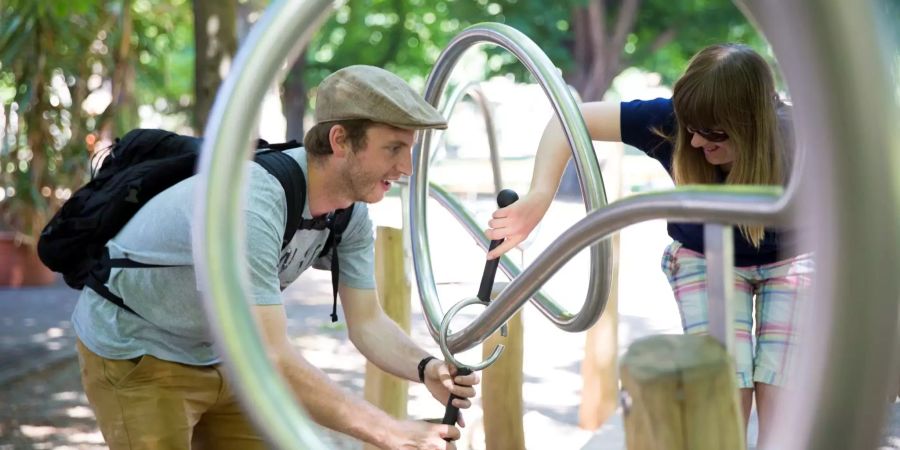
top-left (477, 189), bottom-right (519, 301)
top-left (441, 366), bottom-right (473, 427)
top-left (441, 190), bottom-right (518, 433)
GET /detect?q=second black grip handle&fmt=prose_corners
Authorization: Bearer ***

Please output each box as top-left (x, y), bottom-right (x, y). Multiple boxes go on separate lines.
top-left (477, 189), bottom-right (519, 302)
top-left (441, 189), bottom-right (518, 433)
top-left (441, 367), bottom-right (473, 427)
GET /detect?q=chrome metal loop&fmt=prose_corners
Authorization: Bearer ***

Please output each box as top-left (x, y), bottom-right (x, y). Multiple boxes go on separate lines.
top-left (737, 1), bottom-right (900, 448)
top-left (439, 297), bottom-right (506, 372)
top-left (432, 82), bottom-right (503, 193)
top-left (411, 22), bottom-right (613, 353)
top-left (441, 186), bottom-right (788, 353)
top-left (192, 1), bottom-right (333, 448)
top-left (192, 1), bottom-right (900, 448)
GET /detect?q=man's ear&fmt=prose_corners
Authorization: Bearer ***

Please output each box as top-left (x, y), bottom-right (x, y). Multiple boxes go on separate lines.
top-left (328, 124), bottom-right (350, 158)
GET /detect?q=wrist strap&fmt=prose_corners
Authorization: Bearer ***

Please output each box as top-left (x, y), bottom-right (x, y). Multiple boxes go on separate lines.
top-left (417, 356), bottom-right (437, 383)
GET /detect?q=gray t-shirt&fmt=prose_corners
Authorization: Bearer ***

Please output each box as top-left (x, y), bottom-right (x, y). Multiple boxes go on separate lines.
top-left (72, 148), bottom-right (375, 365)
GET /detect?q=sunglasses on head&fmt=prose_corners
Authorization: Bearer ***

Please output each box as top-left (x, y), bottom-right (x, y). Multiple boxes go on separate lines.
top-left (685, 125), bottom-right (729, 142)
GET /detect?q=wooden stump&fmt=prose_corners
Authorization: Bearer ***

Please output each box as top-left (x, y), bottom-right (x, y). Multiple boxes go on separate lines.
top-left (620, 334), bottom-right (744, 450)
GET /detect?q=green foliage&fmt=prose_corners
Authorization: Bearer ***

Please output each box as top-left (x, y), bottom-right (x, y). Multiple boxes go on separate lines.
top-left (301, 0), bottom-right (770, 98)
top-left (304, 0), bottom-right (574, 91)
top-left (0, 0), bottom-right (194, 238)
top-left (6, 0), bottom-right (881, 240)
top-left (131, 0), bottom-right (194, 117)
top-left (0, 0), bottom-right (112, 237)
top-left (627, 0), bottom-right (768, 86)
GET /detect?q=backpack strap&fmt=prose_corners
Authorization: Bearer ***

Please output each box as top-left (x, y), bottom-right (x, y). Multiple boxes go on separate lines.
top-left (86, 145), bottom-right (305, 314)
top-left (254, 150), bottom-right (353, 323)
top-left (252, 150), bottom-right (305, 249)
top-left (85, 249), bottom-right (169, 317)
top-left (322, 205), bottom-right (355, 322)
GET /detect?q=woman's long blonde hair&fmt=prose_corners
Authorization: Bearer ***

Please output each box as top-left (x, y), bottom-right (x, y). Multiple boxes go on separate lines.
top-left (671, 43), bottom-right (787, 248)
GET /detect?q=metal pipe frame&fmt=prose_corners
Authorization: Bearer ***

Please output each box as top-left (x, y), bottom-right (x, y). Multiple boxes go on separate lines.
top-left (736, 1), bottom-right (900, 448)
top-left (191, 0), bottom-right (899, 447)
top-left (704, 224), bottom-right (736, 354)
top-left (432, 82), bottom-right (504, 193)
top-left (423, 181), bottom-right (568, 319)
top-left (440, 186), bottom-right (787, 352)
top-left (410, 22), bottom-right (613, 346)
top-left (191, 0), bottom-right (333, 448)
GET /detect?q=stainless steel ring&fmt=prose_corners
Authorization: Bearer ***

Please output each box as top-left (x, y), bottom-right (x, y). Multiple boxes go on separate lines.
top-left (438, 297), bottom-right (506, 371)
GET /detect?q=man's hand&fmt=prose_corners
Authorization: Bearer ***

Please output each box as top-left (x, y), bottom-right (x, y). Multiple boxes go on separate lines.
top-left (388, 420), bottom-right (460, 450)
top-left (485, 190), bottom-right (554, 260)
top-left (422, 359), bottom-right (480, 427)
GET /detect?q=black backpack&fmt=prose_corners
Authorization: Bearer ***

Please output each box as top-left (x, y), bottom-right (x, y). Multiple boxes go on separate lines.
top-left (38, 128), bottom-right (353, 322)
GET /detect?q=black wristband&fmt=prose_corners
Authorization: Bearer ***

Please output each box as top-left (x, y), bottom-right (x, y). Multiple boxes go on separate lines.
top-left (417, 356), bottom-right (437, 383)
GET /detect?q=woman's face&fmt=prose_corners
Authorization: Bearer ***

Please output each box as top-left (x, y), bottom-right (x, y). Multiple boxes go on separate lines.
top-left (688, 127), bottom-right (735, 171)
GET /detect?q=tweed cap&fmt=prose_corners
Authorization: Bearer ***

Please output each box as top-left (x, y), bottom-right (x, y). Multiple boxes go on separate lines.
top-left (314, 65), bottom-right (447, 130)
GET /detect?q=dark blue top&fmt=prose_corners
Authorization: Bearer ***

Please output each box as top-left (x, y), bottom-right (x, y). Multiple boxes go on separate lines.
top-left (619, 97), bottom-right (800, 266)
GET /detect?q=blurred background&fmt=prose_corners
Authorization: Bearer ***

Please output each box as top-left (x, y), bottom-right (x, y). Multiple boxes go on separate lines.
top-left (1, 0), bottom-right (898, 448)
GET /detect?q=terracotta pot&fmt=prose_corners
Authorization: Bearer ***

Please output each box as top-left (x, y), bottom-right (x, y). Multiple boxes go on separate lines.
top-left (0, 232), bottom-right (57, 287)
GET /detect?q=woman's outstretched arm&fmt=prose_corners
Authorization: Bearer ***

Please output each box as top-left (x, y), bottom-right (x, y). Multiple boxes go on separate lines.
top-left (486, 101), bottom-right (622, 259)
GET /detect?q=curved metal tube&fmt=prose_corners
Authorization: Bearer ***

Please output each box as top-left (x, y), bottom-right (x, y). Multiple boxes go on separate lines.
top-left (424, 181), bottom-right (570, 320)
top-left (432, 82), bottom-right (503, 193)
top-left (411, 23), bottom-right (613, 347)
top-left (191, 0), bottom-right (333, 448)
top-left (442, 186), bottom-right (787, 353)
top-left (439, 297), bottom-right (505, 371)
top-left (735, 1), bottom-right (900, 449)
top-left (187, 0), bottom-right (900, 448)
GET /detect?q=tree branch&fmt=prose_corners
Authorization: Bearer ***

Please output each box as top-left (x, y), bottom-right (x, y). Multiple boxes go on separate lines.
top-left (583, 0), bottom-right (608, 101)
top-left (649, 27), bottom-right (677, 54)
top-left (609, 0), bottom-right (641, 57)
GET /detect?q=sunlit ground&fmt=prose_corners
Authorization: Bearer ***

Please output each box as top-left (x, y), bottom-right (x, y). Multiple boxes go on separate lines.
top-left (0, 360), bottom-right (105, 449)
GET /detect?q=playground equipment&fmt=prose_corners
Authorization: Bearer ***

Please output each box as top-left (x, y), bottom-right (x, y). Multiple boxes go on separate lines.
top-left (432, 81), bottom-right (504, 195)
top-left (191, 0), bottom-right (900, 449)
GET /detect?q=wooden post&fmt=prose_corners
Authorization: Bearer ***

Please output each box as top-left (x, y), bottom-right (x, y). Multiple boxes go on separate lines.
top-left (579, 232), bottom-right (620, 429)
top-left (481, 307), bottom-right (525, 450)
top-left (620, 334), bottom-right (745, 450)
top-left (364, 227), bottom-right (411, 450)
top-left (580, 141), bottom-right (624, 429)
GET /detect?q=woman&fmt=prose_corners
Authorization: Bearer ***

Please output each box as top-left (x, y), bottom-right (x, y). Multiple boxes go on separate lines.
top-left (485, 43), bottom-right (813, 445)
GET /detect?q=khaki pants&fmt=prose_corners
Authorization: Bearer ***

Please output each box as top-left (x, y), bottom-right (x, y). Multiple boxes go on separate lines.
top-left (76, 340), bottom-right (266, 450)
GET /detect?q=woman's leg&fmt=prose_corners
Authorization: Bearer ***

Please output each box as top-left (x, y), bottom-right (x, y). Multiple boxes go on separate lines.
top-left (752, 253), bottom-right (814, 446)
top-left (741, 388), bottom-right (754, 428)
top-left (661, 241), bottom-right (756, 427)
top-left (754, 382), bottom-right (782, 449)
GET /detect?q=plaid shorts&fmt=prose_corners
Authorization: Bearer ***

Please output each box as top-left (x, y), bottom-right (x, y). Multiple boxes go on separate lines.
top-left (661, 241), bottom-right (814, 388)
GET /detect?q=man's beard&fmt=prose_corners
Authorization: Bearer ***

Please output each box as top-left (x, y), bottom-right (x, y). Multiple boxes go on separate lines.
top-left (342, 158), bottom-right (383, 203)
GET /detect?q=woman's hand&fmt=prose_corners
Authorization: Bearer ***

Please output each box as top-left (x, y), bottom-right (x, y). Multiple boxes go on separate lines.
top-left (422, 359), bottom-right (480, 427)
top-left (485, 190), bottom-right (554, 259)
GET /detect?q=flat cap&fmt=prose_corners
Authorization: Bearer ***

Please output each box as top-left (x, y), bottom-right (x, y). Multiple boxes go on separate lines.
top-left (315, 65), bottom-right (447, 130)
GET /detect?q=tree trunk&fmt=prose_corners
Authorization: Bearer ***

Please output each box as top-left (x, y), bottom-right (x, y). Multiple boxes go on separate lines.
top-left (561, 0), bottom-right (640, 195)
top-left (20, 22), bottom-right (51, 241)
top-left (568, 0), bottom-right (642, 102)
top-left (100, 0), bottom-right (136, 144)
top-left (193, 0), bottom-right (237, 133)
top-left (24, 74), bottom-right (49, 240)
top-left (282, 54), bottom-right (307, 141)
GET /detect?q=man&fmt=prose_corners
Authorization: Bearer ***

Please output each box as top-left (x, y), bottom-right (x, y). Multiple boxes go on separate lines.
top-left (73, 65), bottom-right (477, 450)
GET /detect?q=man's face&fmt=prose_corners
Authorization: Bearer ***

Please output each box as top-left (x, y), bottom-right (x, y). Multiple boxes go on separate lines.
top-left (342, 124), bottom-right (415, 204)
